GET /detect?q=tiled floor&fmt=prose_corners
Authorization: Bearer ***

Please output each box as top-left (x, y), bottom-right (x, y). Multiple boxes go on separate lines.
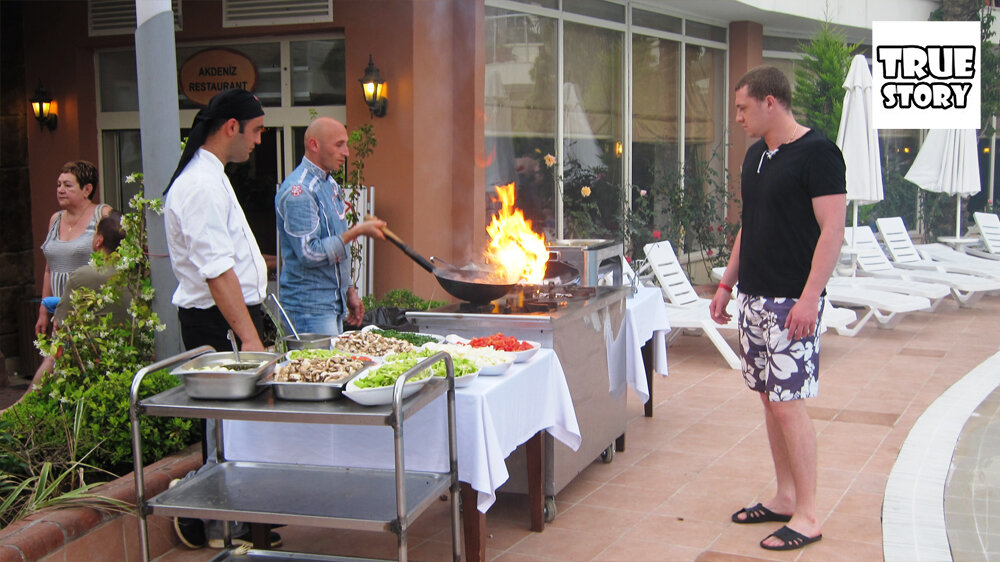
top-left (153, 294), bottom-right (1000, 562)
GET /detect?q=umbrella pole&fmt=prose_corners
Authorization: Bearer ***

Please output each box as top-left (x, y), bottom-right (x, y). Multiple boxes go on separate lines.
top-left (852, 202), bottom-right (860, 248)
top-left (956, 196), bottom-right (962, 238)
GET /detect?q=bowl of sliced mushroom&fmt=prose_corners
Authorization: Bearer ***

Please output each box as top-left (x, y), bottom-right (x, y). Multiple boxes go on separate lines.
top-left (262, 353), bottom-right (374, 401)
top-left (333, 330), bottom-right (415, 358)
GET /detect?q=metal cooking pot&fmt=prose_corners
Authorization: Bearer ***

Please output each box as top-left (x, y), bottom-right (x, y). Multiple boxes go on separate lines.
top-left (375, 222), bottom-right (515, 304)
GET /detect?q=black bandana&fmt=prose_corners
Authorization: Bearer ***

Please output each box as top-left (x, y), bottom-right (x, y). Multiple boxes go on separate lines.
top-left (164, 89), bottom-right (264, 194)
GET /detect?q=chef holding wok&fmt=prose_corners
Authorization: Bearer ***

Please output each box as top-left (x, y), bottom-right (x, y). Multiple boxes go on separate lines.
top-left (275, 117), bottom-right (385, 336)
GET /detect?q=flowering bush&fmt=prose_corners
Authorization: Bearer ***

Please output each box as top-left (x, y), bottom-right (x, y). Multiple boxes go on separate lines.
top-left (1, 186), bottom-right (197, 524)
top-left (627, 147), bottom-right (739, 278)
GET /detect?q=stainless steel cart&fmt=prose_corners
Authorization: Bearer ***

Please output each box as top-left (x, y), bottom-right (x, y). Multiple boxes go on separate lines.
top-left (129, 346), bottom-right (461, 562)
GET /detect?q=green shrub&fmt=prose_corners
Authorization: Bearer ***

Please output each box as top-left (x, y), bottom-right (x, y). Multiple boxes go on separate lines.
top-left (0, 191), bottom-right (198, 523)
top-left (362, 288), bottom-right (447, 311)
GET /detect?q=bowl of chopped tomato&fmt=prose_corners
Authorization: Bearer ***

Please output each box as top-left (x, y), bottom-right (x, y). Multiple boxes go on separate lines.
top-left (468, 333), bottom-right (541, 363)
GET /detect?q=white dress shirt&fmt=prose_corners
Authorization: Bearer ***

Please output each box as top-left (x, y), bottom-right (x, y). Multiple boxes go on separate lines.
top-left (164, 148), bottom-right (267, 309)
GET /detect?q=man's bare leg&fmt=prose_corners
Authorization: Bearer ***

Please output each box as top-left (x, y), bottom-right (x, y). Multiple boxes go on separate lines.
top-left (761, 398), bottom-right (821, 546)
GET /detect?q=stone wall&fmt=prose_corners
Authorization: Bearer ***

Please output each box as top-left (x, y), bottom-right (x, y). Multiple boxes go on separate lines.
top-left (0, 2), bottom-right (37, 380)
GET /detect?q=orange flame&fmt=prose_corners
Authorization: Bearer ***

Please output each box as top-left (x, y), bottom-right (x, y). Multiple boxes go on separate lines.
top-left (485, 183), bottom-right (548, 284)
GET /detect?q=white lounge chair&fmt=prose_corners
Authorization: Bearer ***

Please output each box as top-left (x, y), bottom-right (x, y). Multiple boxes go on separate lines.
top-left (968, 212), bottom-right (1000, 261)
top-left (875, 216), bottom-right (1000, 281)
top-left (644, 241), bottom-right (740, 369)
top-left (829, 274), bottom-right (950, 312)
top-left (824, 278), bottom-right (932, 335)
top-left (846, 226), bottom-right (1000, 307)
top-left (709, 266), bottom-right (859, 337)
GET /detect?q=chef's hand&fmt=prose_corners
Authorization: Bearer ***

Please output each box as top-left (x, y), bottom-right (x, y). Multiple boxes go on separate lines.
top-left (709, 287), bottom-right (732, 325)
top-left (784, 298), bottom-right (819, 340)
top-left (345, 287), bottom-right (365, 327)
top-left (345, 216), bottom-right (386, 244)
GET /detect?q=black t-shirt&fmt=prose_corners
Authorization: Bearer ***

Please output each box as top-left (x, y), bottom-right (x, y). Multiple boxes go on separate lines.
top-left (738, 129), bottom-right (846, 298)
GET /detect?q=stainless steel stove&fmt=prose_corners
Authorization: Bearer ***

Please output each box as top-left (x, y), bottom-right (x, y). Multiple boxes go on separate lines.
top-left (407, 285), bottom-right (630, 499)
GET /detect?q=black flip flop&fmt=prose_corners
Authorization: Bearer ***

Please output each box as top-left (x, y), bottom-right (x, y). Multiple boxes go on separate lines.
top-left (731, 502), bottom-right (793, 524)
top-left (760, 525), bottom-right (822, 551)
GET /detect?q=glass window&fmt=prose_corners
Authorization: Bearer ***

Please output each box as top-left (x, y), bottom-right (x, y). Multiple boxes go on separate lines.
top-left (763, 35), bottom-right (803, 53)
top-left (176, 43), bottom-right (281, 108)
top-left (485, 8), bottom-right (558, 239)
top-left (682, 44), bottom-right (727, 254)
top-left (631, 34), bottom-right (680, 261)
top-left (564, 0), bottom-right (625, 23)
top-left (290, 39), bottom-right (346, 106)
top-left (685, 21), bottom-right (726, 43)
top-left (632, 9), bottom-right (682, 34)
top-left (101, 130), bottom-right (143, 210)
top-left (506, 0), bottom-right (558, 9)
top-left (562, 21), bottom-right (623, 240)
top-left (98, 51), bottom-right (139, 112)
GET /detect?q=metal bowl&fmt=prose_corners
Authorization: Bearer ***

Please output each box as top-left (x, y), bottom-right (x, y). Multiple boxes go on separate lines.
top-left (282, 333), bottom-right (333, 350)
top-left (171, 351), bottom-right (282, 400)
top-left (259, 365), bottom-right (369, 401)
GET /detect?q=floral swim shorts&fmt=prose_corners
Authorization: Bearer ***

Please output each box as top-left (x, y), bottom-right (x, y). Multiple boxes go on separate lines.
top-left (737, 293), bottom-right (823, 402)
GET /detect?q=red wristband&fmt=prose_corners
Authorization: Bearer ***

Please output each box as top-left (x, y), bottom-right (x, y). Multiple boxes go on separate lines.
top-left (718, 282), bottom-right (733, 293)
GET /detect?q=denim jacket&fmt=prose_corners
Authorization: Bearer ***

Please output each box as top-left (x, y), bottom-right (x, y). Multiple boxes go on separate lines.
top-left (275, 157), bottom-right (352, 316)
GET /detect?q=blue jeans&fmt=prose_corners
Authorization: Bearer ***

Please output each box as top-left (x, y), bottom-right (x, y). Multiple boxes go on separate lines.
top-left (287, 309), bottom-right (342, 336)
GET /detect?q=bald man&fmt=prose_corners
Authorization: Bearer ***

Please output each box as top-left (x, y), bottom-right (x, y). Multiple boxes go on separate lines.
top-left (275, 117), bottom-right (385, 335)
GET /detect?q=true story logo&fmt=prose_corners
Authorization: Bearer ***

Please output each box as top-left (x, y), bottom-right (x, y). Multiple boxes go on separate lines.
top-left (873, 21), bottom-right (981, 129)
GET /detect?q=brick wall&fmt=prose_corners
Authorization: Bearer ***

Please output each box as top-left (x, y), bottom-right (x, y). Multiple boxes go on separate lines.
top-left (0, 2), bottom-right (38, 380)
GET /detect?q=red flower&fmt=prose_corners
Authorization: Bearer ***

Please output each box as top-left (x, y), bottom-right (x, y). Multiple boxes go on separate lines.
top-left (653, 230), bottom-right (661, 239)
top-left (717, 225), bottom-right (724, 232)
top-left (707, 249), bottom-right (714, 256)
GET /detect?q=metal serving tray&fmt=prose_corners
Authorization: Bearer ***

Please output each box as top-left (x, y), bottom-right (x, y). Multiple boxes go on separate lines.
top-left (259, 361), bottom-right (371, 401)
top-left (171, 352), bottom-right (282, 400)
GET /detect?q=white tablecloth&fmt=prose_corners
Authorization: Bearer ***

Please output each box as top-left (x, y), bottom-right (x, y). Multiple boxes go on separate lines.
top-left (223, 349), bottom-right (580, 512)
top-left (618, 287), bottom-right (671, 402)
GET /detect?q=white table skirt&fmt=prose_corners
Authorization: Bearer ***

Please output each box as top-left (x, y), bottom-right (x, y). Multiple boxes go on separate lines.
top-left (621, 287), bottom-right (671, 398)
top-left (223, 349), bottom-right (581, 513)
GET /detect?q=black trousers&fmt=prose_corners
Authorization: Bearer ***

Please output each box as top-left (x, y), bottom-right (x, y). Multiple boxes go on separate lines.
top-left (177, 303), bottom-right (264, 461)
top-left (178, 304), bottom-right (264, 352)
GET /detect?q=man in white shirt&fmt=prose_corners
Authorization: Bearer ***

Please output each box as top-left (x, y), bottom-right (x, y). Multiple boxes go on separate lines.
top-left (164, 88), bottom-right (267, 353)
top-left (163, 88), bottom-right (279, 550)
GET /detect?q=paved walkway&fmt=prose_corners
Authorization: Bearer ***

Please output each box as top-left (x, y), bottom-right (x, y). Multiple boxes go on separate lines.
top-left (153, 294), bottom-right (1000, 561)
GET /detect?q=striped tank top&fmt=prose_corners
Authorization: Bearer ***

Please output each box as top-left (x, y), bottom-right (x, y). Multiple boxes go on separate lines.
top-left (41, 204), bottom-right (108, 297)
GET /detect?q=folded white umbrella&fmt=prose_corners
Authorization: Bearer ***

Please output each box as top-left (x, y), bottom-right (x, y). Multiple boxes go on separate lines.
top-left (904, 129), bottom-right (981, 237)
top-left (836, 54), bottom-right (884, 242)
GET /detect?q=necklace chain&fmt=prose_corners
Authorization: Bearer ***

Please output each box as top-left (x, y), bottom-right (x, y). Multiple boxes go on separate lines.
top-left (785, 123), bottom-right (799, 145)
top-left (63, 205), bottom-right (93, 233)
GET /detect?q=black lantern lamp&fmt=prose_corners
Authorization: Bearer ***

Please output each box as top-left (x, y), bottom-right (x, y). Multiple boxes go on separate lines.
top-left (30, 82), bottom-right (58, 131)
top-left (359, 55), bottom-right (387, 118)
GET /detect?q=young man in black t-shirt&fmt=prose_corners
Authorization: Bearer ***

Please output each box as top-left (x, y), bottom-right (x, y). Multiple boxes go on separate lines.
top-left (710, 66), bottom-right (846, 552)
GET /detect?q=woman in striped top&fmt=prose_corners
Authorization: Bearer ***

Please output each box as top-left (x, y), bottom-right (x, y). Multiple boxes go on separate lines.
top-left (34, 160), bottom-right (112, 337)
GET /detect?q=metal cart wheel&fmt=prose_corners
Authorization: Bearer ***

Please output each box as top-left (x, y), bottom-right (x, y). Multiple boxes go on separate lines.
top-left (544, 496), bottom-right (557, 523)
top-left (600, 443), bottom-right (615, 463)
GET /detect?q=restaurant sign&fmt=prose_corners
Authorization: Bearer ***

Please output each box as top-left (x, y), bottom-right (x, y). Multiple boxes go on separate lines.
top-left (180, 48), bottom-right (258, 106)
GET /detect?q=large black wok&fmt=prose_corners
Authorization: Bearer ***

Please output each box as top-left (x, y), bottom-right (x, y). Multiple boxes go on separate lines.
top-left (376, 224), bottom-right (515, 304)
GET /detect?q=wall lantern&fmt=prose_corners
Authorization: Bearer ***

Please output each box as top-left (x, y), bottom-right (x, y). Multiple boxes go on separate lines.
top-left (30, 82), bottom-right (58, 131)
top-left (359, 55), bottom-right (387, 118)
